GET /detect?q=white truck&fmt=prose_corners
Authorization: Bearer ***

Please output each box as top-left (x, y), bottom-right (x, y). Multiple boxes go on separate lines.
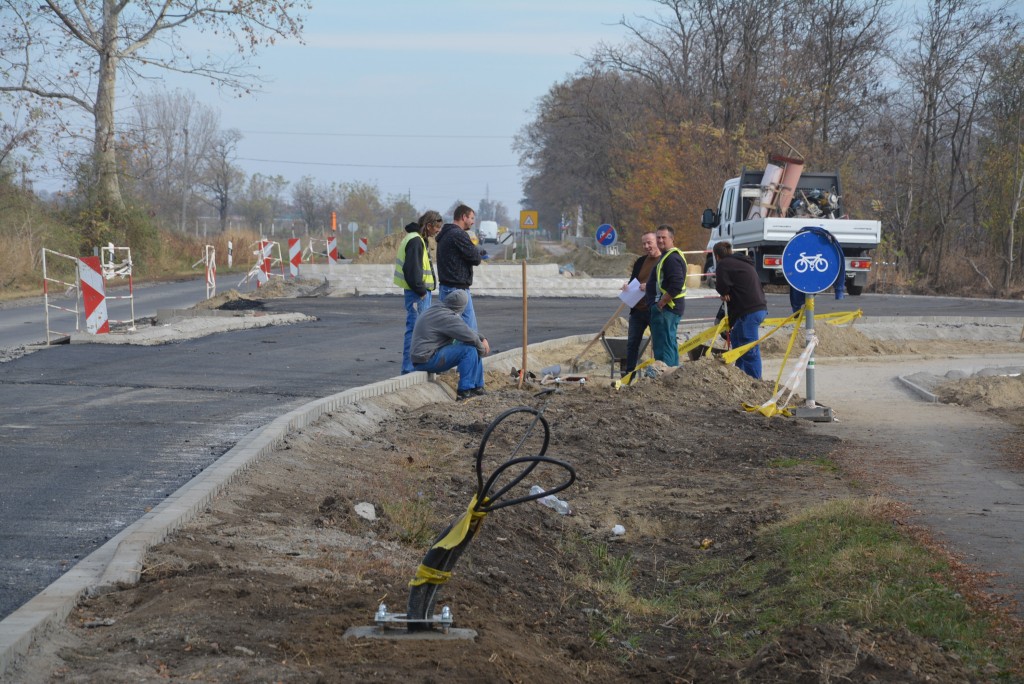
top-left (701, 168), bottom-right (880, 295)
top-left (477, 220), bottom-right (499, 244)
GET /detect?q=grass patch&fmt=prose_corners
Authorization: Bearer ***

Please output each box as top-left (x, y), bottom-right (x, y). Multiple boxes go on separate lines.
top-left (380, 494), bottom-right (438, 548)
top-left (768, 455), bottom-right (838, 472)
top-left (667, 497), bottom-right (1023, 677)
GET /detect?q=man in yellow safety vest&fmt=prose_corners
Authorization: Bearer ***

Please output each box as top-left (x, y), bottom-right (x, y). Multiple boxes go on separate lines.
top-left (394, 210), bottom-right (441, 374)
top-left (645, 224), bottom-right (687, 366)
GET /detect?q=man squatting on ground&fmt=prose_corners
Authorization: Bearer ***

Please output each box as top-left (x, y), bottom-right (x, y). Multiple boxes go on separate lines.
top-left (411, 290), bottom-right (490, 400)
top-left (622, 231), bottom-right (661, 377)
top-left (436, 204), bottom-right (483, 331)
top-left (394, 210), bottom-right (442, 374)
top-left (713, 241), bottom-right (768, 379)
top-left (646, 225), bottom-right (687, 366)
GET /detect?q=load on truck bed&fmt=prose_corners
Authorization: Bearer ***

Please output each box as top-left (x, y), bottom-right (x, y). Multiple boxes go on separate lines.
top-left (701, 164), bottom-right (881, 295)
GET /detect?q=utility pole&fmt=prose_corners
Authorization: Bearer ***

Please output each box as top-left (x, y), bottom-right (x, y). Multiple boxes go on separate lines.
top-left (181, 127), bottom-right (190, 233)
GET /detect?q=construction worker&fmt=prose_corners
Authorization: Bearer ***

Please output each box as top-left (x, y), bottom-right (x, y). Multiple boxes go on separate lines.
top-left (394, 211), bottom-right (441, 374)
top-left (646, 224), bottom-right (687, 366)
top-left (713, 241), bottom-right (767, 379)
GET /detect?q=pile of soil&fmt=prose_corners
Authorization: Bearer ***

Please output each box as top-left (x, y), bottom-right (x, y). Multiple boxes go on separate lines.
top-left (552, 245), bottom-right (639, 278)
top-left (15, 345), bottom-right (989, 682)
top-left (353, 232), bottom-right (407, 265)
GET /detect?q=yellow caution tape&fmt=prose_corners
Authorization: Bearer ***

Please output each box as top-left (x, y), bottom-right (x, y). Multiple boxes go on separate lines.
top-left (721, 309), bottom-right (803, 365)
top-left (612, 306), bottom-right (862, 394)
top-left (432, 494), bottom-right (488, 550)
top-left (409, 565), bottom-right (452, 587)
top-left (408, 494), bottom-right (490, 587)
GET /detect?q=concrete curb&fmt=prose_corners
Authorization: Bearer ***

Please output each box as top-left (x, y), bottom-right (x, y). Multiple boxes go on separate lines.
top-left (0, 335), bottom-right (594, 676)
top-left (896, 375), bottom-right (939, 403)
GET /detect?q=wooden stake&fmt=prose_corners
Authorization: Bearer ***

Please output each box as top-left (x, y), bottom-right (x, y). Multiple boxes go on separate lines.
top-left (519, 260), bottom-right (528, 388)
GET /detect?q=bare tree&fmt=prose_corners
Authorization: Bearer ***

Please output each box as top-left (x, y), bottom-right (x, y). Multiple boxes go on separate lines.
top-left (890, 0), bottom-right (1019, 283)
top-left (291, 176), bottom-right (339, 235)
top-left (199, 128), bottom-right (245, 233)
top-left (124, 89), bottom-right (219, 230)
top-left (235, 172), bottom-right (288, 233)
top-left (979, 41), bottom-right (1024, 290)
top-left (0, 0), bottom-right (308, 212)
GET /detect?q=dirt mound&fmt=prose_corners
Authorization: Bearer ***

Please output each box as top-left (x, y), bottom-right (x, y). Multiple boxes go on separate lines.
top-left (354, 232), bottom-right (405, 264)
top-left (195, 279), bottom-right (332, 311)
top-left (26, 352), bottom-right (999, 682)
top-left (558, 245), bottom-right (639, 277)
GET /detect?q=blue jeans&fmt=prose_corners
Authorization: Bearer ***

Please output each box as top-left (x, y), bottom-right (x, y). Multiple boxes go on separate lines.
top-left (402, 290), bottom-right (432, 374)
top-left (437, 284), bottom-right (477, 331)
top-left (731, 309), bottom-right (767, 379)
top-left (625, 308), bottom-right (651, 376)
top-left (650, 303), bottom-right (682, 367)
top-left (413, 341), bottom-right (483, 392)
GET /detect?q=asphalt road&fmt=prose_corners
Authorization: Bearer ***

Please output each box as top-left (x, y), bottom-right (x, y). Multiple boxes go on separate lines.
top-left (1, 284), bottom-right (1023, 619)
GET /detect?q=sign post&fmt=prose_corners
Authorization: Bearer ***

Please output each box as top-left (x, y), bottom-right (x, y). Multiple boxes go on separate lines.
top-left (348, 221), bottom-right (358, 257)
top-left (781, 229), bottom-right (843, 422)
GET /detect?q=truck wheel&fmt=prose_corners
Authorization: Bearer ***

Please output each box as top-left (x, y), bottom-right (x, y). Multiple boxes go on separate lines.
top-left (847, 283), bottom-right (864, 296)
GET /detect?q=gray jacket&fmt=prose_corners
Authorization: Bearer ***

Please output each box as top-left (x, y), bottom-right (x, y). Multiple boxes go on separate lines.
top-left (411, 290), bottom-right (485, 364)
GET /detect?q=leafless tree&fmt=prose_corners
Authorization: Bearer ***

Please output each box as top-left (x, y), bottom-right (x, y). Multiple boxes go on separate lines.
top-left (123, 89), bottom-right (219, 230)
top-left (0, 0), bottom-right (308, 213)
top-left (235, 172), bottom-right (289, 233)
top-left (889, 0), bottom-right (1019, 283)
top-left (291, 176), bottom-right (339, 235)
top-left (199, 128), bottom-right (245, 233)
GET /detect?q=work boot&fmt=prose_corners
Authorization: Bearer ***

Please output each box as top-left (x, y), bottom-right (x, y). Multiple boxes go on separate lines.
top-left (470, 387), bottom-right (487, 397)
top-left (456, 389), bottom-right (473, 401)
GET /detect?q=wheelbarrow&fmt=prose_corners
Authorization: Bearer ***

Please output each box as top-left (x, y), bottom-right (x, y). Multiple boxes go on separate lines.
top-left (600, 333), bottom-right (650, 378)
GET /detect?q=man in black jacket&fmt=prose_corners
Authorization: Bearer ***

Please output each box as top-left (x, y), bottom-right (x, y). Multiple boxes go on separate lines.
top-left (713, 241), bottom-right (768, 379)
top-left (436, 204), bottom-right (483, 330)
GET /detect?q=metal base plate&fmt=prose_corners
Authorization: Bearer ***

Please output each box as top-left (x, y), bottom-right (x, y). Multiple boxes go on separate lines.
top-left (792, 405), bottom-right (835, 422)
top-left (343, 626), bottom-right (478, 641)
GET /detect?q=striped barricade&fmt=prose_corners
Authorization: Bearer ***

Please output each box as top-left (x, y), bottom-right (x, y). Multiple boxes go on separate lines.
top-left (78, 256), bottom-right (109, 335)
top-left (288, 238), bottom-right (301, 277)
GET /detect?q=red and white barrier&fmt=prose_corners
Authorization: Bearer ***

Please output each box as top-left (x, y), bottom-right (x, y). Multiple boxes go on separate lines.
top-left (78, 256), bottom-right (109, 335)
top-left (257, 239), bottom-right (271, 287)
top-left (288, 238), bottom-right (301, 277)
top-left (328, 236), bottom-right (339, 265)
top-left (358, 237), bottom-right (368, 255)
top-left (205, 245), bottom-right (217, 299)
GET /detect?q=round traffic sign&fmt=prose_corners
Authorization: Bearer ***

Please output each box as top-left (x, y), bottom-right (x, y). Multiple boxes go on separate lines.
top-left (347, 222), bottom-right (358, 233)
top-left (595, 223), bottom-right (617, 246)
top-left (782, 229), bottom-right (843, 294)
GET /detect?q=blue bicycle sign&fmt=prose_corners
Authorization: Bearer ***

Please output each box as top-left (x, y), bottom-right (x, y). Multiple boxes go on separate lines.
top-left (782, 230), bottom-right (842, 293)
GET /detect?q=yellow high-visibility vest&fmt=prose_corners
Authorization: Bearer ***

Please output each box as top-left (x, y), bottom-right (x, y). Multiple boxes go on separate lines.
top-left (393, 233), bottom-right (435, 291)
top-left (656, 248), bottom-right (687, 309)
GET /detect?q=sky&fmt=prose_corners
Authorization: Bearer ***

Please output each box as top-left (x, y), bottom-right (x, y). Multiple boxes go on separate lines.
top-left (162, 1), bottom-right (633, 218)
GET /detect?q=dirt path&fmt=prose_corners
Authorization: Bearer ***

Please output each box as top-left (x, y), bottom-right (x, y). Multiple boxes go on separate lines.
top-left (794, 353), bottom-right (1024, 614)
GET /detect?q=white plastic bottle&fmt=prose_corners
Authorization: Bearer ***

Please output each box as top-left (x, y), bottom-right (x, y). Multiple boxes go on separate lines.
top-left (529, 485), bottom-right (571, 515)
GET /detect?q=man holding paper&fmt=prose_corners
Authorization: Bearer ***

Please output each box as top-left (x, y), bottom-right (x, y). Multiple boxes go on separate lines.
top-left (620, 231), bottom-right (662, 378)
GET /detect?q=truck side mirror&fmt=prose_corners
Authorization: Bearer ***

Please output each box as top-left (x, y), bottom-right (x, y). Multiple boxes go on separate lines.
top-left (701, 208), bottom-right (719, 229)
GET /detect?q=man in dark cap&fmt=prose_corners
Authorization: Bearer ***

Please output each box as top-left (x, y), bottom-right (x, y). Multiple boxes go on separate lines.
top-left (411, 290), bottom-right (490, 400)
